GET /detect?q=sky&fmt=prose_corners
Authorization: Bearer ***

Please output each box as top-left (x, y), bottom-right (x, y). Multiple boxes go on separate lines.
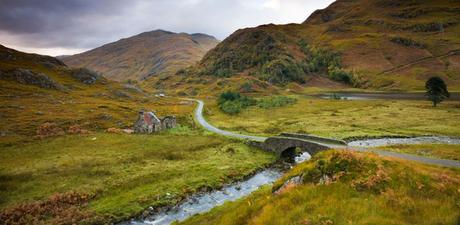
top-left (0, 0), bottom-right (335, 56)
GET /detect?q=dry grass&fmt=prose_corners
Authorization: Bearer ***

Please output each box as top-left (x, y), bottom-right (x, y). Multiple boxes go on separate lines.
top-left (377, 144), bottom-right (460, 161)
top-left (0, 132), bottom-right (276, 224)
top-left (204, 96), bottom-right (460, 139)
top-left (180, 150), bottom-right (460, 225)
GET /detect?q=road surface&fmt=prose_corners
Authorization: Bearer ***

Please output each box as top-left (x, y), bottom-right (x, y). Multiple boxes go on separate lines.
top-left (191, 99), bottom-right (460, 168)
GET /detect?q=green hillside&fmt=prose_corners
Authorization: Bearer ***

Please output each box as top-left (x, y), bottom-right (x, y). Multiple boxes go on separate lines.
top-left (0, 44), bottom-right (193, 145)
top-left (192, 0), bottom-right (460, 91)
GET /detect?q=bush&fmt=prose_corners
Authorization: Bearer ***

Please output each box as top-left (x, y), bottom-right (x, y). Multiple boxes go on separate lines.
top-left (220, 101), bottom-right (244, 114)
top-left (297, 39), bottom-right (354, 85)
top-left (260, 57), bottom-right (305, 84)
top-left (217, 92), bottom-right (297, 114)
top-left (328, 66), bottom-right (353, 84)
top-left (303, 46), bottom-right (341, 73)
top-left (240, 81), bottom-right (254, 92)
top-left (217, 91), bottom-right (256, 114)
top-left (390, 37), bottom-right (425, 48)
top-left (257, 96), bottom-right (297, 109)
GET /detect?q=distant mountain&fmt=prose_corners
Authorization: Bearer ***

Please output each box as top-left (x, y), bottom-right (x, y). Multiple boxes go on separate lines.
top-left (63, 30), bottom-right (219, 81)
top-left (195, 0), bottom-right (460, 90)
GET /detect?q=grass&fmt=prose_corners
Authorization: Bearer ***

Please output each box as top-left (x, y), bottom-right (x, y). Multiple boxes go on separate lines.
top-left (179, 150), bottom-right (460, 225)
top-left (205, 96), bottom-right (460, 139)
top-left (0, 132), bottom-right (276, 224)
top-left (377, 144), bottom-right (460, 161)
top-left (0, 45), bottom-right (197, 146)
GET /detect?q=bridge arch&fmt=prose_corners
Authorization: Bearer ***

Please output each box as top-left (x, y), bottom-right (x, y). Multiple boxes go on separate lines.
top-left (259, 137), bottom-right (330, 157)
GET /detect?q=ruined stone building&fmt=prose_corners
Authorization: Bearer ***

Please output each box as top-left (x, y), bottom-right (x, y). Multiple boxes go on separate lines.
top-left (133, 110), bottom-right (177, 134)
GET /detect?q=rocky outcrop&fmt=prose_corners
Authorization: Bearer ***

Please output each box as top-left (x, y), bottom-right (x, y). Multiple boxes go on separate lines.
top-left (0, 69), bottom-right (64, 90)
top-left (0, 44), bottom-right (66, 69)
top-left (69, 68), bottom-right (102, 85)
top-left (133, 111), bottom-right (177, 134)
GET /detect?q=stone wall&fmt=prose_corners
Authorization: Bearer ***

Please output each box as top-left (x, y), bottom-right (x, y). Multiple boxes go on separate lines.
top-left (133, 111), bottom-right (177, 134)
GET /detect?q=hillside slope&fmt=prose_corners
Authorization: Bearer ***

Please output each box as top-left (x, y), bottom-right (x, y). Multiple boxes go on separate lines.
top-left (195, 0), bottom-right (460, 91)
top-left (0, 45), bottom-right (193, 145)
top-left (63, 30), bottom-right (219, 81)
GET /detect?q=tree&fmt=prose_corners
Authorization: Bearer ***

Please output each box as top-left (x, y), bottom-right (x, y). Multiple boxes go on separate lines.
top-left (425, 76), bottom-right (449, 107)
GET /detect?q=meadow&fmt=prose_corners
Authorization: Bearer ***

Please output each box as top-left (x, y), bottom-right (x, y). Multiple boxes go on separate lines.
top-left (204, 95), bottom-right (460, 140)
top-left (0, 131), bottom-right (276, 224)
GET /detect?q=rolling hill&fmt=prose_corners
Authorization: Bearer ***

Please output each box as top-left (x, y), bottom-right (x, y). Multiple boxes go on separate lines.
top-left (0, 44), bottom-right (192, 145)
top-left (193, 0), bottom-right (460, 91)
top-left (63, 30), bottom-right (219, 81)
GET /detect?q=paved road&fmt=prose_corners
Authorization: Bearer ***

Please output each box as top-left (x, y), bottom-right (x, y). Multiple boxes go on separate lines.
top-left (193, 99), bottom-right (266, 142)
top-left (191, 99), bottom-right (460, 168)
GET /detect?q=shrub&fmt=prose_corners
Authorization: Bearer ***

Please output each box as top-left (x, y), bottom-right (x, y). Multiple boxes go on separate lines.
top-left (217, 91), bottom-right (256, 114)
top-left (328, 66), bottom-right (353, 84)
top-left (260, 57), bottom-right (305, 84)
top-left (257, 96), bottom-right (297, 109)
top-left (390, 37), bottom-right (425, 48)
top-left (240, 81), bottom-right (254, 93)
top-left (220, 101), bottom-right (244, 114)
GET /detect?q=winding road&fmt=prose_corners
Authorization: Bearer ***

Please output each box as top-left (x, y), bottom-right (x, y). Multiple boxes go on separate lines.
top-left (191, 99), bottom-right (460, 168)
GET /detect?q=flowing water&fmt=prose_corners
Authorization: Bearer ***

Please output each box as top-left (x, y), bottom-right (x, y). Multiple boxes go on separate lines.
top-left (348, 136), bottom-right (460, 147)
top-left (122, 153), bottom-right (311, 225)
top-left (121, 136), bottom-right (460, 225)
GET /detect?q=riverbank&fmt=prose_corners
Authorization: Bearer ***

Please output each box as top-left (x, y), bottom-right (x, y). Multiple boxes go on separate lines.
top-left (0, 131), bottom-right (276, 224)
top-left (203, 96), bottom-right (460, 139)
top-left (179, 150), bottom-right (460, 225)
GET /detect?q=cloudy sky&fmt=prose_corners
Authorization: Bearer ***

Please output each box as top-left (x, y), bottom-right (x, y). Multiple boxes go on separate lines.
top-left (0, 0), bottom-right (334, 56)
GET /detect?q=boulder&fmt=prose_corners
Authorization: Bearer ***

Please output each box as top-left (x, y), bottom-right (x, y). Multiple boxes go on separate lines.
top-left (69, 68), bottom-right (102, 85)
top-left (0, 69), bottom-right (64, 90)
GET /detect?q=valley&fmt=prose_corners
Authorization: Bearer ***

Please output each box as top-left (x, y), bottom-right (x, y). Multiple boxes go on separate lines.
top-left (1, 0), bottom-right (460, 224)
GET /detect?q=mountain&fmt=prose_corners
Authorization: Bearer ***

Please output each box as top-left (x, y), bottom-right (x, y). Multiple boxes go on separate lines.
top-left (0, 44), bottom-right (173, 144)
top-left (63, 30), bottom-right (219, 81)
top-left (195, 0), bottom-right (460, 90)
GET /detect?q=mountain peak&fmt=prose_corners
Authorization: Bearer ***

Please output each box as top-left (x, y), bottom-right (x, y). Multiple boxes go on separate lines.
top-left (63, 30), bottom-right (219, 81)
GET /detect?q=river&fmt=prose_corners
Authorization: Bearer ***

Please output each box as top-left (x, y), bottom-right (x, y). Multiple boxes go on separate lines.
top-left (120, 98), bottom-right (460, 225)
top-left (123, 152), bottom-right (311, 225)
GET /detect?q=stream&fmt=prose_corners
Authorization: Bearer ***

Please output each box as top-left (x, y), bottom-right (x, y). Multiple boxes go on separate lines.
top-left (122, 152), bottom-right (311, 225)
top-left (121, 99), bottom-right (460, 225)
top-left (348, 136), bottom-right (460, 147)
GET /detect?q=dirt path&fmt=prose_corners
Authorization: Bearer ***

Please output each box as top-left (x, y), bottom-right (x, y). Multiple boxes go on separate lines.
top-left (378, 49), bottom-right (460, 76)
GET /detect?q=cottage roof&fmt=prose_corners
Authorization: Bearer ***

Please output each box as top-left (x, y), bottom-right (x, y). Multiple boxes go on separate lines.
top-left (146, 112), bottom-right (161, 124)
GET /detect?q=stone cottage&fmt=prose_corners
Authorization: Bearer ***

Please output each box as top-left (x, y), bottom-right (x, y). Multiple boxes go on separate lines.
top-left (133, 110), bottom-right (177, 134)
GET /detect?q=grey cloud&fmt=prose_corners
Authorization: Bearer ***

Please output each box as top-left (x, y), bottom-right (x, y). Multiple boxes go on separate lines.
top-left (0, 0), bottom-right (334, 55)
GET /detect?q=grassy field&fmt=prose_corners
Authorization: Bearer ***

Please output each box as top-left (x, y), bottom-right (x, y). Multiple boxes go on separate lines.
top-left (0, 77), bottom-right (196, 146)
top-left (377, 144), bottom-right (460, 161)
top-left (0, 131), bottom-right (276, 224)
top-left (204, 96), bottom-right (460, 139)
top-left (179, 150), bottom-right (460, 225)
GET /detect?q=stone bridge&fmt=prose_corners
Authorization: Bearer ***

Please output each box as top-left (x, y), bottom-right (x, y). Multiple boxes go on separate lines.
top-left (250, 133), bottom-right (347, 158)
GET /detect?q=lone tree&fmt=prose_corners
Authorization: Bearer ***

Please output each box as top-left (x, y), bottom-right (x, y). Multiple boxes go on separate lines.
top-left (425, 76), bottom-right (449, 107)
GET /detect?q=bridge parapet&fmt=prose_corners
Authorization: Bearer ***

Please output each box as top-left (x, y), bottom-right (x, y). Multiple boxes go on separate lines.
top-left (279, 133), bottom-right (347, 146)
top-left (250, 136), bottom-right (331, 157)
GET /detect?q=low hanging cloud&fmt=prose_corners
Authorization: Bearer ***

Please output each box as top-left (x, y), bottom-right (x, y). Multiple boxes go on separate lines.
top-left (0, 0), bottom-right (334, 56)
